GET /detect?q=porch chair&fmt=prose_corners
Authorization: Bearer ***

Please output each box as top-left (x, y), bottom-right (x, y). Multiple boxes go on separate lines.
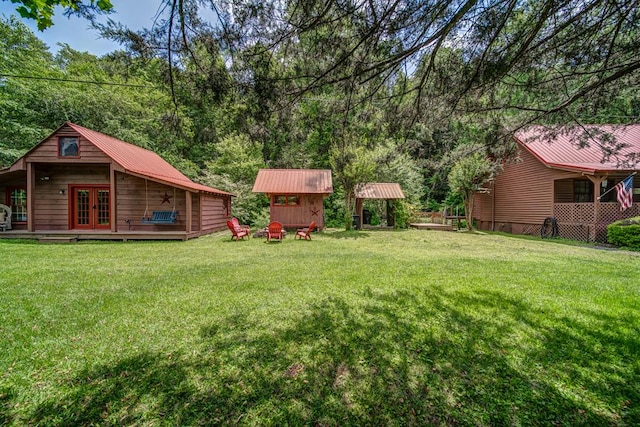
top-left (227, 220), bottom-right (249, 242)
top-left (295, 221), bottom-right (316, 240)
top-left (0, 204), bottom-right (11, 232)
top-left (266, 221), bottom-right (283, 242)
top-left (231, 217), bottom-right (250, 237)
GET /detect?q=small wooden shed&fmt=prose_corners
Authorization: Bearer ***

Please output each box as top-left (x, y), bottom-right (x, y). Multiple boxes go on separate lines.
top-left (0, 122), bottom-right (234, 241)
top-left (354, 183), bottom-right (405, 229)
top-left (474, 125), bottom-right (640, 242)
top-left (252, 169), bottom-right (333, 229)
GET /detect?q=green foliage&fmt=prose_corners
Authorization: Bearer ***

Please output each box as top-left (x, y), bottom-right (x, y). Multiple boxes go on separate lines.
top-left (607, 217), bottom-right (640, 251)
top-left (330, 137), bottom-right (376, 230)
top-left (209, 133), bottom-right (265, 183)
top-left (9, 0), bottom-right (113, 30)
top-left (391, 199), bottom-right (413, 229)
top-left (371, 139), bottom-right (424, 204)
top-left (0, 17), bottom-right (196, 173)
top-left (448, 144), bottom-right (497, 230)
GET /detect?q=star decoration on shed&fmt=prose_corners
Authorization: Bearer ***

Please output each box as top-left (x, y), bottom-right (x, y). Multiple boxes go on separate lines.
top-left (310, 207), bottom-right (319, 217)
top-left (160, 191), bottom-right (173, 204)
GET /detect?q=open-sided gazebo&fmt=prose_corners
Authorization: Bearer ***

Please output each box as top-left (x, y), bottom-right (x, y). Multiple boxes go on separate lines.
top-left (354, 183), bottom-right (405, 229)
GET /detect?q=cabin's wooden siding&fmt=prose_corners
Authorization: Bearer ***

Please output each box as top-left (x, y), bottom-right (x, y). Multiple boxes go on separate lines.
top-left (493, 149), bottom-right (576, 225)
top-left (474, 188), bottom-right (493, 230)
top-left (200, 194), bottom-right (228, 232)
top-left (115, 174), bottom-right (186, 231)
top-left (33, 165), bottom-right (110, 230)
top-left (25, 125), bottom-right (111, 164)
top-left (474, 148), bottom-right (583, 232)
top-left (269, 194), bottom-right (324, 228)
top-left (191, 194), bottom-right (201, 231)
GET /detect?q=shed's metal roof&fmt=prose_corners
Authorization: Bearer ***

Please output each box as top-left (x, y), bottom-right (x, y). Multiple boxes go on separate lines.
top-left (252, 169), bottom-right (333, 194)
top-left (515, 125), bottom-right (640, 174)
top-left (66, 123), bottom-right (232, 196)
top-left (354, 183), bottom-right (405, 199)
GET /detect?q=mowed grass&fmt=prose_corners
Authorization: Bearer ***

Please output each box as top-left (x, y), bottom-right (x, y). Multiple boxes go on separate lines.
top-left (1, 229), bottom-right (639, 426)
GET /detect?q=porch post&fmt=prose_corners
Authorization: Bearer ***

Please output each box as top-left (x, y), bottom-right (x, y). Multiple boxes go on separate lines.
top-left (185, 190), bottom-right (192, 233)
top-left (586, 175), bottom-right (604, 242)
top-left (110, 167), bottom-right (117, 232)
top-left (27, 162), bottom-right (35, 232)
top-left (355, 198), bottom-right (363, 229)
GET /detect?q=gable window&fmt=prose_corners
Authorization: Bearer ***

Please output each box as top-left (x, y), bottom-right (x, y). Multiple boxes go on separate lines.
top-left (58, 136), bottom-right (79, 157)
top-left (573, 180), bottom-right (593, 203)
top-left (273, 195), bottom-right (300, 206)
top-left (7, 187), bottom-right (27, 223)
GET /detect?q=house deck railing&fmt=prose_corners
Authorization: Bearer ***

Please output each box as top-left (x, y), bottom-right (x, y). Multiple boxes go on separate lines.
top-left (553, 202), bottom-right (640, 242)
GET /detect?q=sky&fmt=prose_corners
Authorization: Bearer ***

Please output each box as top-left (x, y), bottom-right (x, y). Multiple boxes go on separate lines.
top-left (0, 0), bottom-right (164, 56)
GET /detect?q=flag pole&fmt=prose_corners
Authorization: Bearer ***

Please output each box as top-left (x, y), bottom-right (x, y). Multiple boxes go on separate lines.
top-left (597, 171), bottom-right (637, 200)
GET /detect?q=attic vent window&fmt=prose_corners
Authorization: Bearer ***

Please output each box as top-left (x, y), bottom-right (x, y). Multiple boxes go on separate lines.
top-left (58, 136), bottom-right (79, 157)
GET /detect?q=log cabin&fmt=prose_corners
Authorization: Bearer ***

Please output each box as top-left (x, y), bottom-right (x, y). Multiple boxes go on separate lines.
top-left (0, 122), bottom-right (234, 241)
top-left (474, 125), bottom-right (640, 243)
top-left (252, 169), bottom-right (333, 229)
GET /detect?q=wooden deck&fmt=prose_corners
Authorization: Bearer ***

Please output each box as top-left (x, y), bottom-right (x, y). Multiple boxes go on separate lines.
top-left (0, 229), bottom-right (203, 241)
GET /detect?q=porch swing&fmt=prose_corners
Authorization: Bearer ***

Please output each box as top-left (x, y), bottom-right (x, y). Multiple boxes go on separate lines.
top-left (141, 180), bottom-right (178, 224)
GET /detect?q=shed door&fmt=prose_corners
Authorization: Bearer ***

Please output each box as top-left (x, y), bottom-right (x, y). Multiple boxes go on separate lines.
top-left (72, 186), bottom-right (110, 229)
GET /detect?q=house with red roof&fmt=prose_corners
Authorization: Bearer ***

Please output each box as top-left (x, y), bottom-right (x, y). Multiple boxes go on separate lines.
top-left (252, 169), bottom-right (333, 229)
top-left (0, 122), bottom-right (234, 241)
top-left (474, 125), bottom-right (640, 242)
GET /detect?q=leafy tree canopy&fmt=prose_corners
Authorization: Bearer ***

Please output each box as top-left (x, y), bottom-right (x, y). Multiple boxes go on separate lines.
top-left (4, 0), bottom-right (113, 30)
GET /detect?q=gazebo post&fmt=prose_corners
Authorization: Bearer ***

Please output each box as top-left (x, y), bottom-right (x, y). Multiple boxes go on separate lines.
top-left (355, 198), bottom-right (363, 229)
top-left (587, 174), bottom-right (605, 242)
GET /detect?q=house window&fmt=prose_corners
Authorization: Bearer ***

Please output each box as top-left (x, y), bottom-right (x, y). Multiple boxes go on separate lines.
top-left (599, 180), bottom-right (615, 203)
top-left (573, 180), bottom-right (593, 203)
top-left (223, 197), bottom-right (230, 217)
top-left (287, 195), bottom-right (300, 206)
top-left (273, 195), bottom-right (300, 206)
top-left (58, 136), bottom-right (79, 157)
top-left (7, 187), bottom-right (27, 223)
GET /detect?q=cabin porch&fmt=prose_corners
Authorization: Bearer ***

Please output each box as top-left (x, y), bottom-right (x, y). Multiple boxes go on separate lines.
top-left (0, 229), bottom-right (204, 241)
top-left (553, 202), bottom-right (640, 242)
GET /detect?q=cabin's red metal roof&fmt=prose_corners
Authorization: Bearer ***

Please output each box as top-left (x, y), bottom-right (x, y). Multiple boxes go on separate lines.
top-left (252, 169), bottom-right (333, 194)
top-left (514, 125), bottom-right (640, 174)
top-left (66, 123), bottom-right (233, 196)
top-left (354, 183), bottom-right (405, 199)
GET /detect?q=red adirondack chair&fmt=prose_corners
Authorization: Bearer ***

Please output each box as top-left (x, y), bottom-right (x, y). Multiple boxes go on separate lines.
top-left (231, 217), bottom-right (250, 236)
top-left (295, 221), bottom-right (316, 240)
top-left (266, 221), bottom-right (283, 242)
top-left (227, 220), bottom-right (249, 242)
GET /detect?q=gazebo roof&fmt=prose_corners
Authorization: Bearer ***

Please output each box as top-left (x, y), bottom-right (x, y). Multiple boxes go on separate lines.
top-left (355, 183), bottom-right (405, 199)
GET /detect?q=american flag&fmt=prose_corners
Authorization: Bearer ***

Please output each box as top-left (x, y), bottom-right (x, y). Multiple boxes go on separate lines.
top-left (614, 175), bottom-right (634, 211)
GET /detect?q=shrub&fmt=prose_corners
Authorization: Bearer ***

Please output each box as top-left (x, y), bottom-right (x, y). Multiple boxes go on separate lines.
top-left (607, 216), bottom-right (640, 251)
top-left (393, 199), bottom-right (414, 229)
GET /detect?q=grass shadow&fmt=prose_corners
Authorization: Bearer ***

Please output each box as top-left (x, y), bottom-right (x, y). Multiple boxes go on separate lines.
top-left (23, 287), bottom-right (639, 425)
top-left (0, 387), bottom-right (16, 425)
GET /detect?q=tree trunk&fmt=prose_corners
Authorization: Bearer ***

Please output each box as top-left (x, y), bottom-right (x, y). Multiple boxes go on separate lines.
top-left (465, 190), bottom-right (474, 231)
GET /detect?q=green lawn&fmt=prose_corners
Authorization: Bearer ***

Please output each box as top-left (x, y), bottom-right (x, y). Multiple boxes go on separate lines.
top-left (1, 229), bottom-right (639, 426)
